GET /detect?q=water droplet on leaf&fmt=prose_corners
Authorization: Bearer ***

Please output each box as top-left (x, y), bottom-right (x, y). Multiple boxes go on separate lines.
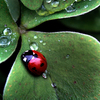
top-left (5, 50), bottom-right (7, 52)
top-left (84, 5), bottom-right (88, 8)
top-left (51, 1), bottom-right (59, 7)
top-left (42, 73), bottom-right (47, 79)
top-left (66, 54), bottom-right (70, 59)
top-left (46, 0), bottom-right (52, 3)
top-left (0, 36), bottom-right (11, 48)
top-left (58, 40), bottom-right (60, 42)
top-left (40, 50), bottom-right (42, 52)
top-left (40, 39), bottom-right (43, 43)
top-left (34, 35), bottom-right (38, 39)
top-left (42, 70), bottom-right (48, 79)
top-left (3, 28), bottom-right (12, 35)
top-left (36, 5), bottom-right (49, 16)
top-left (30, 42), bottom-right (38, 50)
top-left (43, 42), bottom-right (46, 45)
top-left (51, 83), bottom-right (56, 88)
top-left (4, 24), bottom-right (7, 27)
top-left (65, 5), bottom-right (76, 13)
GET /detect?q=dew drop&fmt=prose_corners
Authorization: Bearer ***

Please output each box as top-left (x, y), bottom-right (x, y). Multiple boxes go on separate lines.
top-left (66, 54), bottom-right (70, 59)
top-left (30, 42), bottom-right (38, 50)
top-left (0, 36), bottom-right (11, 48)
top-left (42, 73), bottom-right (47, 78)
top-left (51, 83), bottom-right (56, 88)
top-left (42, 70), bottom-right (48, 79)
top-left (43, 42), bottom-right (46, 45)
top-left (58, 40), bottom-right (60, 42)
top-left (34, 35), bottom-right (38, 39)
top-left (65, 5), bottom-right (76, 13)
top-left (36, 5), bottom-right (49, 16)
top-left (4, 24), bottom-right (7, 27)
top-left (40, 39), bottom-right (43, 43)
top-left (49, 49), bottom-right (51, 51)
top-left (40, 50), bottom-right (42, 52)
top-left (46, 0), bottom-right (52, 3)
top-left (51, 1), bottom-right (59, 7)
top-left (5, 50), bottom-right (7, 52)
top-left (84, 5), bottom-right (88, 8)
top-left (3, 28), bottom-right (12, 35)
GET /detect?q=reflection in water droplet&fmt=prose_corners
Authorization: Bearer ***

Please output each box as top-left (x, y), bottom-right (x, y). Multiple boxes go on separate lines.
top-left (66, 54), bottom-right (70, 59)
top-left (46, 0), bottom-right (52, 3)
top-left (30, 42), bottom-right (38, 50)
top-left (0, 36), bottom-right (11, 48)
top-left (40, 39), bottom-right (43, 43)
top-left (65, 5), bottom-right (76, 13)
top-left (43, 42), bottom-right (46, 45)
top-left (51, 1), bottom-right (59, 7)
top-left (51, 83), bottom-right (56, 88)
top-left (3, 28), bottom-right (12, 35)
top-left (34, 35), bottom-right (38, 39)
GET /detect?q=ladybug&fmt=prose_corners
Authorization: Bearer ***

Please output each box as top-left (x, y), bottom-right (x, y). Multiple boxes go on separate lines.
top-left (21, 50), bottom-right (47, 76)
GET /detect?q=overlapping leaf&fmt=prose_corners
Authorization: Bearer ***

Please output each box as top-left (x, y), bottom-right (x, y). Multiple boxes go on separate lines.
top-left (4, 0), bottom-right (20, 22)
top-left (21, 0), bottom-right (100, 29)
top-left (0, 0), bottom-right (20, 63)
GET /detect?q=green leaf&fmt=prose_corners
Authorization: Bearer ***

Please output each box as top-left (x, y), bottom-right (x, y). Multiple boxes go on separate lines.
top-left (21, 0), bottom-right (43, 10)
top-left (3, 31), bottom-right (100, 99)
top-left (0, 0), bottom-right (20, 63)
top-left (59, 6), bottom-right (100, 32)
top-left (3, 32), bottom-right (58, 100)
top-left (21, 0), bottom-right (100, 29)
top-left (4, 0), bottom-right (20, 22)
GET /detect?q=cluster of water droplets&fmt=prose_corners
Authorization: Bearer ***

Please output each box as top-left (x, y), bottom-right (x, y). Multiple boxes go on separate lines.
top-left (29, 35), bottom-right (46, 51)
top-left (0, 26), bottom-right (12, 48)
top-left (36, 0), bottom-right (84, 16)
top-left (0, 25), bottom-right (17, 49)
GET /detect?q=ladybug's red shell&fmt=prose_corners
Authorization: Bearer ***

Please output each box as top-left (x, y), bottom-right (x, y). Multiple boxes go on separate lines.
top-left (21, 50), bottom-right (47, 75)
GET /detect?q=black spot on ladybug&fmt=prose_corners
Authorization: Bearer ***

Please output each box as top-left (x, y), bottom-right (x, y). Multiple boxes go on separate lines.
top-left (40, 63), bottom-right (44, 67)
top-left (32, 67), bottom-right (37, 71)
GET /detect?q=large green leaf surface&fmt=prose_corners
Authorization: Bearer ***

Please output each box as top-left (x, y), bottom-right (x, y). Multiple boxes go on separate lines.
top-left (3, 31), bottom-right (100, 100)
top-left (4, 0), bottom-right (20, 22)
top-left (21, 0), bottom-right (100, 29)
top-left (59, 6), bottom-right (100, 32)
top-left (0, 0), bottom-right (20, 63)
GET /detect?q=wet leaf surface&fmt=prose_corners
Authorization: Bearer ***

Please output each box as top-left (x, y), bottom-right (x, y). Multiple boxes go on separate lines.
top-left (3, 31), bottom-right (100, 100)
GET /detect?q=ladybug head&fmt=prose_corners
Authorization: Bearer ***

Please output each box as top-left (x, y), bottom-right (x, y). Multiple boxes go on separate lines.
top-left (21, 50), bottom-right (38, 65)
